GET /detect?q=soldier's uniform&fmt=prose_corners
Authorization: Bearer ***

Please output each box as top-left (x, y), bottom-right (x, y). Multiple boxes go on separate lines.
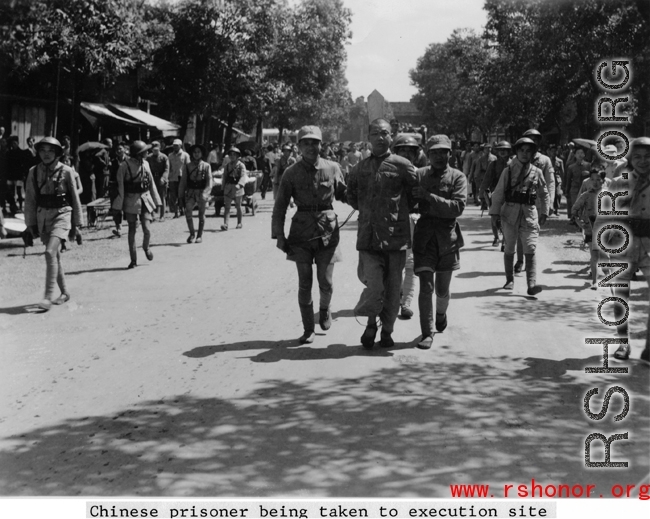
top-left (594, 137), bottom-right (650, 362)
top-left (112, 142), bottom-right (162, 268)
top-left (272, 125), bottom-right (348, 344)
top-left (413, 134), bottom-right (467, 344)
top-left (490, 138), bottom-right (549, 294)
top-left (24, 137), bottom-right (83, 309)
top-left (179, 144), bottom-right (211, 243)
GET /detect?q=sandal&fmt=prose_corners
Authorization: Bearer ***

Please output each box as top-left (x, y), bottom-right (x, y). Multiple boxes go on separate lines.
top-left (53, 293), bottom-right (70, 305)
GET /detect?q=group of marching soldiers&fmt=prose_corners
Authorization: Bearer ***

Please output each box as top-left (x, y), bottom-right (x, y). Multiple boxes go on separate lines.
top-left (272, 122), bottom-right (650, 363)
top-left (18, 128), bottom-right (650, 362)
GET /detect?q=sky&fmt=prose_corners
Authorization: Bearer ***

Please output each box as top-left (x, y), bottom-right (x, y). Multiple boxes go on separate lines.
top-left (343, 0), bottom-right (488, 102)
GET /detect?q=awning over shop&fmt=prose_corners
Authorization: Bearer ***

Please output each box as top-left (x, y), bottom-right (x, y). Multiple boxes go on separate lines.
top-left (110, 104), bottom-right (180, 136)
top-left (81, 102), bottom-right (148, 128)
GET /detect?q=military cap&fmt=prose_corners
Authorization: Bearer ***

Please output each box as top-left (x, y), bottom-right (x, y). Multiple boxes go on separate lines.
top-left (172, 138), bottom-right (183, 146)
top-left (298, 125), bottom-right (322, 142)
top-left (227, 147), bottom-right (241, 155)
top-left (151, 141), bottom-right (161, 149)
top-left (427, 134), bottom-right (452, 151)
top-left (281, 143), bottom-right (293, 151)
top-left (35, 136), bottom-right (63, 155)
top-left (393, 134), bottom-right (419, 148)
top-left (130, 140), bottom-right (152, 156)
top-left (601, 144), bottom-right (617, 155)
top-left (494, 140), bottom-right (512, 150)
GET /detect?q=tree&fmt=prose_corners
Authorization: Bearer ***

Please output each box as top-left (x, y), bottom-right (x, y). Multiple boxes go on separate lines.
top-left (0, 0), bottom-right (154, 154)
top-left (410, 29), bottom-right (493, 139)
top-left (482, 0), bottom-right (650, 137)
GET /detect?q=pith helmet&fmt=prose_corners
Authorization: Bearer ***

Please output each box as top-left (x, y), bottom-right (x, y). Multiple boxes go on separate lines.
top-left (130, 140), bottom-right (152, 156)
top-left (35, 137), bottom-right (63, 155)
top-left (514, 137), bottom-right (538, 152)
top-left (493, 140), bottom-right (512, 150)
top-left (523, 129), bottom-right (541, 139)
top-left (630, 137), bottom-right (650, 150)
top-left (393, 134), bottom-right (419, 148)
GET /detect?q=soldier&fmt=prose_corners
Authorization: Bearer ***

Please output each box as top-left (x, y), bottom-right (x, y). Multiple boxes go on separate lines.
top-left (489, 137), bottom-right (549, 295)
top-left (412, 135), bottom-right (467, 349)
top-left (523, 129), bottom-right (556, 213)
top-left (471, 143), bottom-right (496, 210)
top-left (594, 137), bottom-right (650, 362)
top-left (112, 140), bottom-right (162, 269)
top-left (272, 125), bottom-right (347, 344)
top-left (347, 119), bottom-right (419, 349)
top-left (24, 137), bottom-right (83, 310)
top-left (479, 140), bottom-right (511, 247)
top-left (272, 144), bottom-right (297, 199)
top-left (179, 144), bottom-right (211, 244)
top-left (392, 134), bottom-right (421, 319)
top-left (221, 147), bottom-right (247, 231)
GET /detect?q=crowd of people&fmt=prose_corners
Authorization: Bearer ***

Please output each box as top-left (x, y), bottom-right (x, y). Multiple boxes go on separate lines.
top-left (1, 121), bottom-right (649, 363)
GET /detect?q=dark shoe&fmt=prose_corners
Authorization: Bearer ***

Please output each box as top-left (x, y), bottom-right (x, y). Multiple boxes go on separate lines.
top-left (144, 249), bottom-right (154, 261)
top-left (127, 261), bottom-right (137, 269)
top-left (400, 305), bottom-right (413, 319)
top-left (417, 336), bottom-right (433, 350)
top-left (319, 308), bottom-right (331, 330)
top-left (187, 234), bottom-right (195, 244)
top-left (299, 330), bottom-right (315, 344)
top-left (492, 237), bottom-right (499, 246)
top-left (435, 312), bottom-right (447, 332)
top-left (504, 279), bottom-right (514, 290)
top-left (527, 285), bottom-right (542, 296)
top-left (613, 343), bottom-right (631, 360)
top-left (514, 261), bottom-right (523, 274)
top-left (361, 325), bottom-right (378, 349)
top-left (379, 330), bottom-right (394, 348)
top-left (112, 229), bottom-right (121, 238)
top-left (221, 224), bottom-right (228, 231)
top-left (75, 232), bottom-right (83, 245)
top-left (500, 243), bottom-right (505, 252)
top-left (641, 347), bottom-right (649, 362)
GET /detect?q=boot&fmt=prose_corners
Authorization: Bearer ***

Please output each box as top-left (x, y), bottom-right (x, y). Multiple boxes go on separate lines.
top-left (525, 253), bottom-right (542, 295)
top-left (503, 253), bottom-right (515, 289)
top-left (319, 307), bottom-right (331, 330)
top-left (196, 222), bottom-right (204, 244)
top-left (298, 303), bottom-right (315, 344)
top-left (418, 291), bottom-right (434, 349)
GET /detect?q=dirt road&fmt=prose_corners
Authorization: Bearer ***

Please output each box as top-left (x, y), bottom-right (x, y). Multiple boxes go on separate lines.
top-left (1, 198), bottom-right (648, 497)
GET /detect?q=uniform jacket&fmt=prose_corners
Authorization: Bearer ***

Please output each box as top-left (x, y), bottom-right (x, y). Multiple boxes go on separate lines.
top-left (179, 160), bottom-right (212, 200)
top-left (146, 153), bottom-right (169, 182)
top-left (272, 157), bottom-right (347, 246)
top-left (472, 152), bottom-right (496, 192)
top-left (594, 171), bottom-right (650, 258)
top-left (112, 157), bottom-right (162, 215)
top-left (533, 152), bottom-right (555, 203)
top-left (413, 166), bottom-right (467, 256)
top-left (24, 161), bottom-right (83, 233)
top-left (346, 152), bottom-right (418, 251)
top-left (489, 158), bottom-right (549, 226)
top-left (479, 156), bottom-right (509, 198)
top-left (566, 160), bottom-right (591, 197)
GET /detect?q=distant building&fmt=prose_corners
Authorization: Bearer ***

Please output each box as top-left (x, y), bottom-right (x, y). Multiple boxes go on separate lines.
top-left (390, 102), bottom-right (426, 128)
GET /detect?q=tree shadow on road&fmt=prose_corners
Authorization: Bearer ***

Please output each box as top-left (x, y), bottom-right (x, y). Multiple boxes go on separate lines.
top-left (0, 354), bottom-right (647, 497)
